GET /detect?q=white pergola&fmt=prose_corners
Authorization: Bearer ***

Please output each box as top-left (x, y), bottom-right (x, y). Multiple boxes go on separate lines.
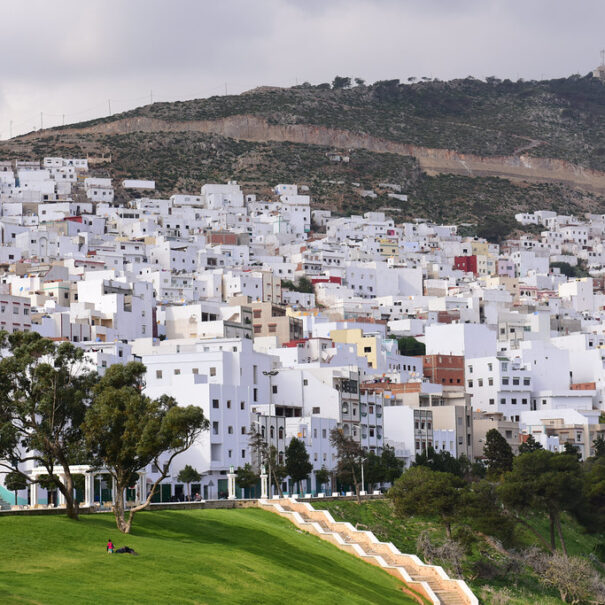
top-left (27, 465), bottom-right (147, 508)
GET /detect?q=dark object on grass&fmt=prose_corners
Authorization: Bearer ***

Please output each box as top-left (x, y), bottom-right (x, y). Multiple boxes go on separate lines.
top-left (114, 546), bottom-right (138, 555)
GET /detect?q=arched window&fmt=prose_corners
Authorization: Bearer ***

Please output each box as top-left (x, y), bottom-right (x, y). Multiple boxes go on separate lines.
top-left (270, 426), bottom-right (275, 439)
top-left (278, 427), bottom-right (284, 440)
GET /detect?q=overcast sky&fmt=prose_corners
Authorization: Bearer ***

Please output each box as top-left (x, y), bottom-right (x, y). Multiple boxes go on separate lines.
top-left (1, 0), bottom-right (603, 138)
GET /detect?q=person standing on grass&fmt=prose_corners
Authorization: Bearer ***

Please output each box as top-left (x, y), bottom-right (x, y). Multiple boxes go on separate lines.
top-left (107, 539), bottom-right (114, 554)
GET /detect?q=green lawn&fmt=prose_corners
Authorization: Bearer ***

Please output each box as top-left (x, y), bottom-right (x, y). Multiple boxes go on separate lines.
top-left (0, 508), bottom-right (416, 605)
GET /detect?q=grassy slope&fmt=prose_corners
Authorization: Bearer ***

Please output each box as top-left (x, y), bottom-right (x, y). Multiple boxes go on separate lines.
top-left (312, 499), bottom-right (604, 605)
top-left (0, 508), bottom-right (415, 605)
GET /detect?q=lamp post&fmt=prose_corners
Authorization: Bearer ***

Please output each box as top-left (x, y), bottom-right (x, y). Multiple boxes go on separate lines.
top-left (360, 457), bottom-right (366, 496)
top-left (262, 369), bottom-right (280, 496)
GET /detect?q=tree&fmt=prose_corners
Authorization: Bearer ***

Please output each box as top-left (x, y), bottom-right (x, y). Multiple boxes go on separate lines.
top-left (396, 336), bottom-right (425, 356)
top-left (483, 429), bottom-right (513, 476)
top-left (177, 464), bottom-right (201, 498)
top-left (315, 466), bottom-right (330, 493)
top-left (563, 442), bottom-right (582, 460)
top-left (354, 77), bottom-right (365, 86)
top-left (235, 463), bottom-right (259, 497)
top-left (499, 451), bottom-right (583, 554)
top-left (389, 466), bottom-right (466, 538)
top-left (4, 471), bottom-right (27, 505)
top-left (330, 427), bottom-right (364, 503)
top-left (364, 450), bottom-right (385, 491)
top-left (593, 436), bottom-right (605, 458)
top-left (519, 435), bottom-right (543, 454)
top-left (0, 331), bottom-right (97, 520)
top-left (83, 362), bottom-right (209, 533)
top-left (414, 447), bottom-right (466, 477)
top-left (381, 444), bottom-right (403, 483)
top-left (248, 425), bottom-right (284, 497)
top-left (285, 438), bottom-right (313, 495)
top-left (332, 76), bottom-right (351, 89)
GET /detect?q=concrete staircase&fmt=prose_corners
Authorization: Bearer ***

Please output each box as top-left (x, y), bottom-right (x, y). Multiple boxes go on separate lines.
top-left (259, 497), bottom-right (478, 605)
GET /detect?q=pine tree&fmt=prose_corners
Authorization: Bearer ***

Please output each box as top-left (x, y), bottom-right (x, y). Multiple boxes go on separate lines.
top-left (483, 429), bottom-right (514, 475)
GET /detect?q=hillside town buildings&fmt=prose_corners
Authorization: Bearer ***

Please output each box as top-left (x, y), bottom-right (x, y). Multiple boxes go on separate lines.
top-left (3, 157), bottom-right (605, 506)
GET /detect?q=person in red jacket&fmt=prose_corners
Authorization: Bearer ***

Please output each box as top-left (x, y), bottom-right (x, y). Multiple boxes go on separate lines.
top-left (107, 539), bottom-right (114, 554)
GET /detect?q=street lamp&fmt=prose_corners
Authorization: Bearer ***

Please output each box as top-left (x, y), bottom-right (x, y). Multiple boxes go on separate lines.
top-left (360, 457), bottom-right (366, 495)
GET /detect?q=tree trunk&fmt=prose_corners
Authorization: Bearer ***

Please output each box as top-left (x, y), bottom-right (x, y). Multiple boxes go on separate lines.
top-left (443, 515), bottom-right (452, 539)
top-left (56, 468), bottom-right (79, 520)
top-left (509, 512), bottom-right (554, 553)
top-left (272, 470), bottom-right (283, 498)
top-left (555, 514), bottom-right (568, 556)
top-left (113, 480), bottom-right (132, 534)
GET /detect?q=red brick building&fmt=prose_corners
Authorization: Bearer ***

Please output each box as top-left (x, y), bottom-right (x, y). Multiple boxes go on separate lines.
top-left (422, 355), bottom-right (465, 386)
top-left (454, 255), bottom-right (478, 275)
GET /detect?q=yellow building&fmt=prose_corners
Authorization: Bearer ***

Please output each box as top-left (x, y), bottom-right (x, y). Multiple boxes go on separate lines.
top-left (330, 328), bottom-right (379, 369)
top-left (471, 241), bottom-right (489, 257)
top-left (378, 238), bottom-right (398, 257)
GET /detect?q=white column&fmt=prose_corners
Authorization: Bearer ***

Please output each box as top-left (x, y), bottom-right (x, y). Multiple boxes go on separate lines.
top-left (138, 472), bottom-right (147, 504)
top-left (227, 467), bottom-right (236, 500)
top-left (260, 471), bottom-right (268, 499)
top-left (84, 473), bottom-right (93, 506)
top-left (30, 482), bottom-right (38, 508)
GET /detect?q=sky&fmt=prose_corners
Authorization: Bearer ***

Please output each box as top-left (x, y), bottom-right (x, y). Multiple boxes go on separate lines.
top-left (1, 0), bottom-right (604, 139)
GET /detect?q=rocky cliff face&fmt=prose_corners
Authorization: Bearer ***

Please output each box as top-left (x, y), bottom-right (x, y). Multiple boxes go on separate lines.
top-left (40, 114), bottom-right (605, 194)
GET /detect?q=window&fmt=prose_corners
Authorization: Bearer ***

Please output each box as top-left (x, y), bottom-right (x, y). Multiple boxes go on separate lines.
top-left (212, 422), bottom-right (219, 435)
top-left (312, 407), bottom-right (320, 414)
top-left (227, 400), bottom-right (231, 409)
top-left (487, 363), bottom-right (493, 371)
top-left (468, 380), bottom-right (473, 388)
top-left (212, 399), bottom-right (219, 409)
top-left (502, 377), bottom-right (509, 385)
top-left (242, 450), bottom-right (246, 458)
top-left (322, 429), bottom-right (327, 439)
top-left (500, 398), bottom-right (506, 405)
top-left (522, 398), bottom-right (527, 405)
top-left (468, 365), bottom-right (473, 373)
top-left (505, 430), bottom-right (512, 439)
top-left (253, 388), bottom-right (258, 402)
top-left (303, 379), bottom-right (308, 386)
top-left (478, 379), bottom-right (483, 387)
top-left (488, 377), bottom-right (493, 386)
top-left (364, 346), bottom-right (372, 353)
top-left (523, 378), bottom-right (530, 386)
top-left (174, 369), bottom-right (180, 375)
top-left (193, 368), bottom-right (199, 375)
top-left (489, 398), bottom-right (495, 405)
top-left (513, 378), bottom-right (519, 386)
top-left (511, 398), bottom-right (517, 405)
top-left (241, 426), bottom-right (246, 435)
top-left (210, 367), bottom-right (216, 377)
top-left (240, 401), bottom-right (245, 410)
top-left (228, 426), bottom-right (233, 434)
top-left (272, 385), bottom-right (277, 394)
top-left (156, 370), bottom-right (163, 379)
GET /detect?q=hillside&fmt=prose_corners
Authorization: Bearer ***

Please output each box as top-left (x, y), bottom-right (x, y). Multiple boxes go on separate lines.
top-left (313, 499), bottom-right (605, 605)
top-left (3, 74), bottom-right (605, 235)
top-left (0, 509), bottom-right (415, 605)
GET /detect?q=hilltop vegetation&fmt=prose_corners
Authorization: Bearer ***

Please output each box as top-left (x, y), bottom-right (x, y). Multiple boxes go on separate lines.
top-left (65, 74), bottom-right (605, 170)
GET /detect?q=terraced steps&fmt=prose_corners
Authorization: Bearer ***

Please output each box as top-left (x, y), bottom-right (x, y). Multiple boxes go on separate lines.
top-left (259, 497), bottom-right (477, 605)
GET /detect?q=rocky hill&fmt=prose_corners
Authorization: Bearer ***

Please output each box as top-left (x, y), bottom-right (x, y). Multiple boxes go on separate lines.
top-left (3, 74), bottom-right (605, 238)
